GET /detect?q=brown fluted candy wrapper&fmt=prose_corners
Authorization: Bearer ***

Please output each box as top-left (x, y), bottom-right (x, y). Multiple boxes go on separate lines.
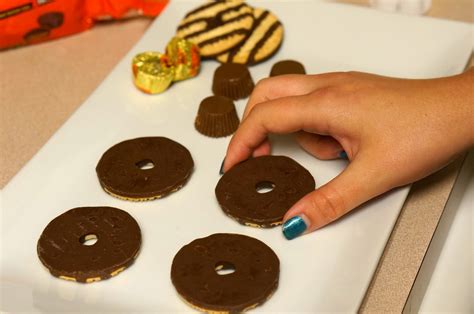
top-left (165, 37), bottom-right (201, 81)
top-left (132, 52), bottom-right (174, 94)
top-left (270, 60), bottom-right (306, 77)
top-left (212, 63), bottom-right (254, 100)
top-left (195, 96), bottom-right (240, 138)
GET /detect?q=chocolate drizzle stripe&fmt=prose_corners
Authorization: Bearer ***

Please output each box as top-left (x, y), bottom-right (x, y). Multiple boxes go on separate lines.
top-left (248, 21), bottom-right (282, 64)
top-left (227, 10), bottom-right (270, 61)
top-left (177, 17), bottom-right (210, 32)
top-left (198, 28), bottom-right (248, 49)
top-left (183, 1), bottom-right (244, 23)
top-left (253, 10), bottom-right (270, 28)
top-left (184, 13), bottom-right (253, 42)
top-left (178, 4), bottom-right (251, 32)
top-left (177, 21), bottom-right (208, 39)
top-left (248, 25), bottom-right (284, 65)
top-left (184, 1), bottom-right (221, 19)
top-left (218, 3), bottom-right (250, 21)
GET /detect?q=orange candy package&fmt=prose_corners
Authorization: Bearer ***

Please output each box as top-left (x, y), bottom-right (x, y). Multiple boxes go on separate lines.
top-left (0, 0), bottom-right (169, 50)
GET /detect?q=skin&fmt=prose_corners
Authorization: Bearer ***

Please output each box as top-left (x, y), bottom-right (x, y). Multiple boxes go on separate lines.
top-left (223, 69), bottom-right (474, 236)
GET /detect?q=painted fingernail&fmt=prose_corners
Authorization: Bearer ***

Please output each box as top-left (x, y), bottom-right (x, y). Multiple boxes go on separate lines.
top-left (219, 157), bottom-right (226, 175)
top-left (282, 216), bottom-right (307, 240)
top-left (339, 151), bottom-right (348, 159)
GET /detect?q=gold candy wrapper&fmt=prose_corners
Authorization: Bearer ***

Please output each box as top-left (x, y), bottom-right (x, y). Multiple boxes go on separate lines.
top-left (132, 52), bottom-right (174, 94)
top-left (165, 37), bottom-right (201, 81)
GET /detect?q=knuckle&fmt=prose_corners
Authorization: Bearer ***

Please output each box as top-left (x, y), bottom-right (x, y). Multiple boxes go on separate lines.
top-left (250, 102), bottom-right (265, 115)
top-left (311, 86), bottom-right (339, 102)
top-left (247, 102), bottom-right (267, 123)
top-left (254, 77), bottom-right (271, 91)
top-left (327, 71), bottom-right (353, 82)
top-left (312, 187), bottom-right (346, 222)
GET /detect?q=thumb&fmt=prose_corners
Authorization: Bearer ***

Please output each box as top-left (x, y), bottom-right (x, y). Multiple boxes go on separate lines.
top-left (282, 157), bottom-right (384, 240)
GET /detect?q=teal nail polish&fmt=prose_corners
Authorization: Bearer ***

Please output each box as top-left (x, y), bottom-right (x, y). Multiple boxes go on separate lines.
top-left (282, 216), bottom-right (307, 240)
top-left (339, 151), bottom-right (348, 159)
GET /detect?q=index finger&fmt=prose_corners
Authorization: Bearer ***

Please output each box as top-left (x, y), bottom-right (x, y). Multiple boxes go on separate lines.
top-left (224, 92), bottom-right (332, 171)
top-left (243, 72), bottom-right (346, 120)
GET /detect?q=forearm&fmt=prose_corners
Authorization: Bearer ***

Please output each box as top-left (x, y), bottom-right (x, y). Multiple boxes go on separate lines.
top-left (459, 68), bottom-right (474, 147)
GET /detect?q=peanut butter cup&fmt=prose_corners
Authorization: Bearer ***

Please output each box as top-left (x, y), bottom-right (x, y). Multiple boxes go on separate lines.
top-left (270, 60), bottom-right (306, 76)
top-left (195, 95), bottom-right (240, 138)
top-left (212, 63), bottom-right (254, 100)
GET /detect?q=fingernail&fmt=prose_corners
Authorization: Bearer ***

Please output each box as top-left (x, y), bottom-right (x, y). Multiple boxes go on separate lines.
top-left (339, 151), bottom-right (348, 159)
top-left (219, 157), bottom-right (226, 175)
top-left (282, 216), bottom-right (307, 240)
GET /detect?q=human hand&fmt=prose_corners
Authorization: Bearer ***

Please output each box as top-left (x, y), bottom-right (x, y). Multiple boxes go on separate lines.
top-left (223, 69), bottom-right (474, 239)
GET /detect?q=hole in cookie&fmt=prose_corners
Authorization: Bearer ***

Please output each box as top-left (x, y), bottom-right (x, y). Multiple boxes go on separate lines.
top-left (79, 234), bottom-right (98, 246)
top-left (255, 181), bottom-right (275, 194)
top-left (136, 159), bottom-right (155, 170)
top-left (215, 261), bottom-right (235, 275)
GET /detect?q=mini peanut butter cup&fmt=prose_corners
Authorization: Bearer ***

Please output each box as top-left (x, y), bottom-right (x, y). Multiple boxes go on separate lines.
top-left (212, 63), bottom-right (254, 100)
top-left (270, 60), bottom-right (306, 77)
top-left (195, 95), bottom-right (240, 138)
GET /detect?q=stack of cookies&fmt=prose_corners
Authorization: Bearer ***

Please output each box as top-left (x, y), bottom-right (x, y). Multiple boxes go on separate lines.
top-left (176, 0), bottom-right (284, 65)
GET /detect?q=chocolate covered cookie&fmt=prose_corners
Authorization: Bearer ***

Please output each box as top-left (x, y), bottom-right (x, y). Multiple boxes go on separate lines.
top-left (215, 155), bottom-right (315, 227)
top-left (270, 60), bottom-right (306, 76)
top-left (212, 63), bottom-right (254, 100)
top-left (37, 206), bottom-right (141, 283)
top-left (176, 0), bottom-right (254, 58)
top-left (171, 233), bottom-right (279, 313)
top-left (217, 8), bottom-right (284, 65)
top-left (96, 137), bottom-right (194, 201)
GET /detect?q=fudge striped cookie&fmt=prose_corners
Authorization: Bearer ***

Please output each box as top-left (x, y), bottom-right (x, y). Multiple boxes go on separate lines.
top-left (176, 0), bottom-right (255, 58)
top-left (216, 8), bottom-right (284, 65)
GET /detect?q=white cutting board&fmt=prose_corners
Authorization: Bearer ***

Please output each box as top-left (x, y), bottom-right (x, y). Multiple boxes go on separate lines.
top-left (1, 1), bottom-right (472, 312)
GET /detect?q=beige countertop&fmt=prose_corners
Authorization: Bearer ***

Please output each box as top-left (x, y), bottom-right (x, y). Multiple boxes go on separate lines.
top-left (1, 0), bottom-right (472, 312)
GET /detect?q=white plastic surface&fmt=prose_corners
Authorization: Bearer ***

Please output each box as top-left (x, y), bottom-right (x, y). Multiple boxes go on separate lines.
top-left (370, 0), bottom-right (432, 15)
top-left (1, 1), bottom-right (472, 312)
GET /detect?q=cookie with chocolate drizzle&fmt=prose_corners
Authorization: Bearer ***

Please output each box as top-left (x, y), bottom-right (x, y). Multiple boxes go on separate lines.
top-left (217, 7), bottom-right (284, 65)
top-left (176, 0), bottom-right (255, 58)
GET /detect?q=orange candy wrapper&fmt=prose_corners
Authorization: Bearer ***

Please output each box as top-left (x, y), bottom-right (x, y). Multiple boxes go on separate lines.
top-left (0, 0), bottom-right (169, 50)
top-left (165, 37), bottom-right (201, 81)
